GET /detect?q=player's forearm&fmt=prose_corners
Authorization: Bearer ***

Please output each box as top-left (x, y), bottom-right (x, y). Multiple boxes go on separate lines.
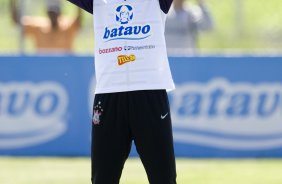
top-left (66, 0), bottom-right (93, 14)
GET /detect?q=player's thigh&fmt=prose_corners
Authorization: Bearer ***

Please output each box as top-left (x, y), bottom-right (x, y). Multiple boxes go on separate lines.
top-left (130, 90), bottom-right (177, 184)
top-left (91, 93), bottom-right (132, 183)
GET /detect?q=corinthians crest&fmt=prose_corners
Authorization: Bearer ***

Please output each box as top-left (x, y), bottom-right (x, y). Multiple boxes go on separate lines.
top-left (93, 101), bottom-right (104, 125)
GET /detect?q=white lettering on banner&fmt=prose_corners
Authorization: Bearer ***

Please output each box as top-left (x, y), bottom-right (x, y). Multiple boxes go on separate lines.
top-left (170, 78), bottom-right (282, 150)
top-left (0, 82), bottom-right (68, 149)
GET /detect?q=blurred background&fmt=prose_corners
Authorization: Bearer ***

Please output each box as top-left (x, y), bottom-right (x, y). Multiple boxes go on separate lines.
top-left (1, 0), bottom-right (282, 184)
top-left (0, 0), bottom-right (281, 55)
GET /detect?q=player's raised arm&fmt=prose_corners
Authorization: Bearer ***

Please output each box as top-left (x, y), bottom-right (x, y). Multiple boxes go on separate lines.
top-left (66, 0), bottom-right (93, 14)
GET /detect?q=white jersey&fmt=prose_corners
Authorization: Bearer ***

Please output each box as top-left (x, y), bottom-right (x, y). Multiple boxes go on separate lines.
top-left (93, 0), bottom-right (175, 94)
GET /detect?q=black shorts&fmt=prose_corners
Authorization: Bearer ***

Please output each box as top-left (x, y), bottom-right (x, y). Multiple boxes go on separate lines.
top-left (91, 90), bottom-right (177, 184)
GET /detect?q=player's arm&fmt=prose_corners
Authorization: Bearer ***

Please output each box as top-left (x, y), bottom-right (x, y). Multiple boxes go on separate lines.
top-left (159, 0), bottom-right (173, 14)
top-left (66, 0), bottom-right (93, 14)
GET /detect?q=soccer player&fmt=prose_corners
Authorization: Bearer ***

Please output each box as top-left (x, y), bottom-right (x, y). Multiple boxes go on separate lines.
top-left (66, 0), bottom-right (177, 183)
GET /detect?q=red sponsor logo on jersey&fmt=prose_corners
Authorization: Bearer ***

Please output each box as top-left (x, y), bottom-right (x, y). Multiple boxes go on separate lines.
top-left (99, 47), bottom-right (122, 54)
top-left (117, 55), bottom-right (136, 65)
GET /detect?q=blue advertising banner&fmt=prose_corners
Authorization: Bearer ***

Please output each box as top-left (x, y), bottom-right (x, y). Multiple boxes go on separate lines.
top-left (0, 56), bottom-right (282, 157)
top-left (0, 56), bottom-right (93, 156)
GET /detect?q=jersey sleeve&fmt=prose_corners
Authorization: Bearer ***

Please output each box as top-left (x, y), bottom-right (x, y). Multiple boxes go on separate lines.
top-left (159, 0), bottom-right (173, 14)
top-left (67, 0), bottom-right (93, 14)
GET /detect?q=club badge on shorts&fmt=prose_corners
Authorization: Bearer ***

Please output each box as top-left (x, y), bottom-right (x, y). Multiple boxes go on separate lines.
top-left (93, 101), bottom-right (104, 125)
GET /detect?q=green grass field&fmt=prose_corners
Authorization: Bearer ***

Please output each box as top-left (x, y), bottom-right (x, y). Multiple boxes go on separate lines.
top-left (1, 157), bottom-right (282, 184)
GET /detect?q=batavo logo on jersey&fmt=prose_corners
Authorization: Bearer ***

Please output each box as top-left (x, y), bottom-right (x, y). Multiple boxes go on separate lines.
top-left (103, 5), bottom-right (151, 42)
top-left (118, 55), bottom-right (136, 65)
